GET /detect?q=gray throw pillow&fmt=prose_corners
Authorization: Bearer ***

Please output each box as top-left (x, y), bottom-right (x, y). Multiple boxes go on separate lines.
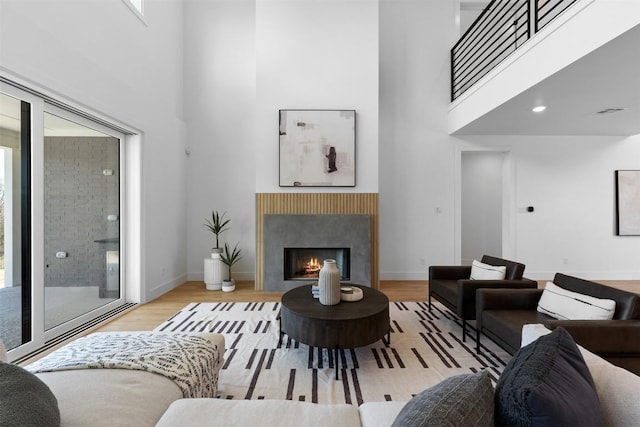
top-left (391, 370), bottom-right (494, 427)
top-left (495, 327), bottom-right (604, 427)
top-left (0, 361), bottom-right (61, 427)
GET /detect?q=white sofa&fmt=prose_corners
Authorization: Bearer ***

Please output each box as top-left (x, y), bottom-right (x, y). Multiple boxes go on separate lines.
top-left (156, 324), bottom-right (640, 427)
top-left (1, 332), bottom-right (225, 427)
top-left (3, 325), bottom-right (639, 427)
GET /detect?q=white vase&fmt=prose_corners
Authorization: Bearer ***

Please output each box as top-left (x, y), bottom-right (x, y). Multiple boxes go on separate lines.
top-left (204, 252), bottom-right (223, 291)
top-left (319, 259), bottom-right (341, 305)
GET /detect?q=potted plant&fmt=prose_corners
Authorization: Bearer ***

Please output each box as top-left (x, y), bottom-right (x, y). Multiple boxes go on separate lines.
top-left (220, 242), bottom-right (242, 292)
top-left (203, 210), bottom-right (230, 291)
top-left (204, 210), bottom-right (230, 254)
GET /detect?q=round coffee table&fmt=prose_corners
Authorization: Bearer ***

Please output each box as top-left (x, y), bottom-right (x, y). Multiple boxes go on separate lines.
top-left (280, 284), bottom-right (390, 379)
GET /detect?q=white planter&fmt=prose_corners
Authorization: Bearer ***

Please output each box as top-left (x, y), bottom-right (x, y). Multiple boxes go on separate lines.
top-left (222, 279), bottom-right (235, 292)
top-left (204, 252), bottom-right (224, 291)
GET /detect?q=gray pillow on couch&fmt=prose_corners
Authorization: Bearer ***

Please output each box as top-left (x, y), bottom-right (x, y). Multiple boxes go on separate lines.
top-left (392, 370), bottom-right (494, 427)
top-left (0, 361), bottom-right (61, 427)
top-left (495, 327), bottom-right (604, 427)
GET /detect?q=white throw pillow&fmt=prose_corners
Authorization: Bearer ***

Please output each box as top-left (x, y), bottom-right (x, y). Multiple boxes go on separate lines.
top-left (470, 259), bottom-right (506, 280)
top-left (537, 282), bottom-right (616, 320)
top-left (0, 339), bottom-right (7, 362)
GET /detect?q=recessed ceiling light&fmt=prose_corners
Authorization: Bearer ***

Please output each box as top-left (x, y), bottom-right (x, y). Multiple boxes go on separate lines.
top-left (532, 105), bottom-right (546, 113)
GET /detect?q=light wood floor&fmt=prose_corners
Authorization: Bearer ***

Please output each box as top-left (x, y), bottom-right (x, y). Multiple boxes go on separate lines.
top-left (95, 279), bottom-right (640, 333)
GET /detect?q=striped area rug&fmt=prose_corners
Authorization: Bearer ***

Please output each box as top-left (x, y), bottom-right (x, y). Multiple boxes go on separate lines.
top-left (155, 301), bottom-right (510, 405)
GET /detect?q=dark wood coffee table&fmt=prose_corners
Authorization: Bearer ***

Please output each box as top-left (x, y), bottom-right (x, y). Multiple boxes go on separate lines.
top-left (279, 284), bottom-right (390, 379)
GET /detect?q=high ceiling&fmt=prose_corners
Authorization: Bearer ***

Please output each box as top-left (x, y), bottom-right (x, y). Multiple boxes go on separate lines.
top-left (2, 1), bottom-right (637, 138)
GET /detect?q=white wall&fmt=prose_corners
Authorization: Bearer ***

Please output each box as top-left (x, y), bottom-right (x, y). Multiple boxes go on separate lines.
top-left (255, 0), bottom-right (379, 193)
top-left (508, 135), bottom-right (640, 279)
top-left (183, 0), bottom-right (257, 280)
top-left (185, 0), bottom-right (379, 281)
top-left (452, 135), bottom-right (640, 280)
top-left (0, 0), bottom-right (187, 302)
top-left (379, 0), bottom-right (459, 279)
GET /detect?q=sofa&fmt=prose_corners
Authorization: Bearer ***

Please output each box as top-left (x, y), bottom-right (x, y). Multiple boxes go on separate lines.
top-left (156, 325), bottom-right (640, 427)
top-left (2, 324), bottom-right (640, 426)
top-left (475, 272), bottom-right (640, 375)
top-left (0, 332), bottom-right (225, 427)
top-left (428, 255), bottom-right (537, 341)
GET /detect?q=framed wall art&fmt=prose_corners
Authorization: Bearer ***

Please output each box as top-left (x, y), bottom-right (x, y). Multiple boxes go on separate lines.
top-left (279, 109), bottom-right (356, 187)
top-left (615, 170), bottom-right (640, 236)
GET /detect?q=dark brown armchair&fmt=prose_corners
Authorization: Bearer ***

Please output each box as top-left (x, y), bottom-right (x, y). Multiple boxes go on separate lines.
top-left (428, 255), bottom-right (537, 341)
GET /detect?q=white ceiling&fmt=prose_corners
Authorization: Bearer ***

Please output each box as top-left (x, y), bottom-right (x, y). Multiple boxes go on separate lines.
top-left (453, 9), bottom-right (640, 136)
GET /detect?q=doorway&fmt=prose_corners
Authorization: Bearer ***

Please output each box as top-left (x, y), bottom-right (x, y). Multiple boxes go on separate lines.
top-left (459, 150), bottom-right (513, 265)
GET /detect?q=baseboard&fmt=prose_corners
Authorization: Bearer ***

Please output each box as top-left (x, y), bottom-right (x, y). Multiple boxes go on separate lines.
top-left (187, 271), bottom-right (255, 282)
top-left (380, 272), bottom-right (428, 281)
top-left (145, 273), bottom-right (187, 303)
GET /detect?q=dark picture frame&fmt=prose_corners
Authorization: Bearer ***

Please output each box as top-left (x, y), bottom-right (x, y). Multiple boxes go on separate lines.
top-left (615, 170), bottom-right (640, 236)
top-left (279, 109), bottom-right (356, 187)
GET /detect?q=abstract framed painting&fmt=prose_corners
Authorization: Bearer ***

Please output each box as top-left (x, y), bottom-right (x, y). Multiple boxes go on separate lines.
top-left (279, 109), bottom-right (356, 187)
top-left (615, 170), bottom-right (640, 236)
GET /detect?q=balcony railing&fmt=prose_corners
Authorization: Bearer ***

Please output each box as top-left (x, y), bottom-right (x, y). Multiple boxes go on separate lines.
top-left (452, 0), bottom-right (578, 101)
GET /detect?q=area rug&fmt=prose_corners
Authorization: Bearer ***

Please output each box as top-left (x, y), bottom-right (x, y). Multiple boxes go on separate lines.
top-left (155, 301), bottom-right (510, 405)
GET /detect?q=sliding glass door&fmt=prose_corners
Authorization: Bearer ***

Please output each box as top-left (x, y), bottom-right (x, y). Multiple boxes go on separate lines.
top-left (43, 112), bottom-right (121, 331)
top-left (0, 82), bottom-right (127, 359)
top-left (0, 90), bottom-right (30, 352)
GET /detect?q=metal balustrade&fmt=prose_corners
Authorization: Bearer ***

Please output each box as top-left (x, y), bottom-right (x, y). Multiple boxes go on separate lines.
top-left (452, 0), bottom-right (579, 101)
top-left (536, 0), bottom-right (578, 31)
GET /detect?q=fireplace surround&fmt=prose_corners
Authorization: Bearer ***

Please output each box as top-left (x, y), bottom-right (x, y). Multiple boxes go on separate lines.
top-left (263, 214), bottom-right (370, 291)
top-left (255, 193), bottom-right (379, 290)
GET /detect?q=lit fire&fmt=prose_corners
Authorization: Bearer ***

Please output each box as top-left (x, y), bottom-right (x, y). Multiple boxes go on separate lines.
top-left (304, 257), bottom-right (322, 275)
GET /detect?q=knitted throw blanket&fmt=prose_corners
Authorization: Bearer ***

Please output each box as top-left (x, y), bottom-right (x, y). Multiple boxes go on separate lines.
top-left (26, 332), bottom-right (221, 398)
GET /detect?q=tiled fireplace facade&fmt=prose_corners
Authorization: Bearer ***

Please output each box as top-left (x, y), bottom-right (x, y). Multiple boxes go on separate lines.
top-left (255, 193), bottom-right (379, 290)
top-left (264, 214), bottom-right (370, 291)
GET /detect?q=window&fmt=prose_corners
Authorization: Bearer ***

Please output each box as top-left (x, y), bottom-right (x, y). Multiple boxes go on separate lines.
top-left (129, 0), bottom-right (143, 15)
top-left (122, 0), bottom-right (144, 20)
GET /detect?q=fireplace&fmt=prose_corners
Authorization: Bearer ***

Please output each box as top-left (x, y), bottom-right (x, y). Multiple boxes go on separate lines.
top-left (263, 214), bottom-right (371, 291)
top-left (284, 248), bottom-right (350, 281)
